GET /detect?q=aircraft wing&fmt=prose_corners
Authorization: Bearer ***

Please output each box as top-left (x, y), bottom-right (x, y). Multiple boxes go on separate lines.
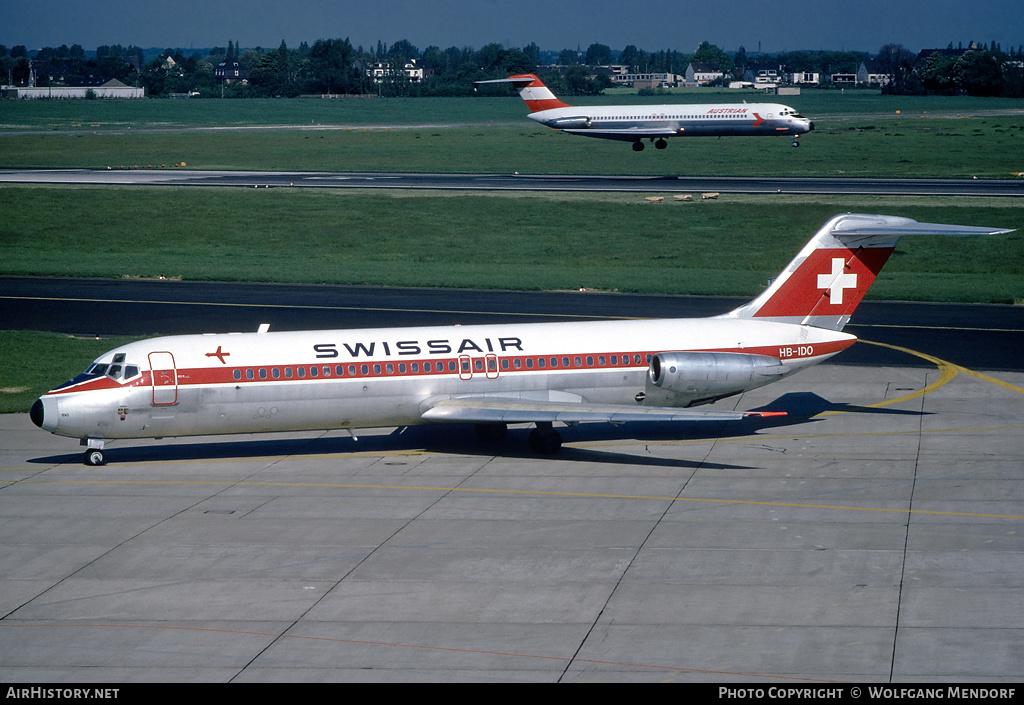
top-left (561, 127), bottom-right (680, 141)
top-left (421, 396), bottom-right (781, 424)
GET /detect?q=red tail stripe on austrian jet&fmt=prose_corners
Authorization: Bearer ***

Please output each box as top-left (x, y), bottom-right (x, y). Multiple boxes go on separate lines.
top-left (507, 73), bottom-right (572, 112)
top-left (754, 247), bottom-right (895, 319)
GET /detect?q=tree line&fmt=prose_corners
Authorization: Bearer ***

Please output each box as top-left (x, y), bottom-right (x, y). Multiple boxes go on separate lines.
top-left (3, 38), bottom-right (1022, 98)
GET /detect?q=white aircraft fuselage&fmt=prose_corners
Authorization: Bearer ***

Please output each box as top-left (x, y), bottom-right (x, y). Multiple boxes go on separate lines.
top-left (30, 214), bottom-right (1011, 464)
top-left (528, 102), bottom-right (813, 139)
top-left (31, 317), bottom-right (848, 442)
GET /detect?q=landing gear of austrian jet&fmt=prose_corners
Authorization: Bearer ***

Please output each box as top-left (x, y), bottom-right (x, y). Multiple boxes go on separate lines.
top-left (655, 139), bottom-right (667, 149)
top-left (632, 141), bottom-right (645, 152)
top-left (792, 136), bottom-right (801, 148)
top-left (528, 422), bottom-right (562, 454)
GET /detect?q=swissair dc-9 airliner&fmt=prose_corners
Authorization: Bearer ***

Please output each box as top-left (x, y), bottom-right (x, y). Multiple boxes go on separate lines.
top-left (31, 214), bottom-right (1008, 465)
top-left (476, 73), bottom-right (814, 150)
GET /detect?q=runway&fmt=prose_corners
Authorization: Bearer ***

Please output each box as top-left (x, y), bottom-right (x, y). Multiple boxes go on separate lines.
top-left (2, 278), bottom-right (1024, 682)
top-left (3, 167), bottom-right (1024, 197)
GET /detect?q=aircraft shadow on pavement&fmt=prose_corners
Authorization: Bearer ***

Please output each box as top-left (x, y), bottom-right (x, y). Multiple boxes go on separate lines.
top-left (29, 392), bottom-right (924, 470)
top-left (758, 391), bottom-right (928, 419)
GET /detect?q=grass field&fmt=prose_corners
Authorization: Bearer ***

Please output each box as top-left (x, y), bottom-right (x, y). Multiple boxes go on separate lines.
top-left (3, 91), bottom-right (1024, 177)
top-left (0, 331), bottom-right (141, 414)
top-left (2, 186), bottom-right (1021, 300)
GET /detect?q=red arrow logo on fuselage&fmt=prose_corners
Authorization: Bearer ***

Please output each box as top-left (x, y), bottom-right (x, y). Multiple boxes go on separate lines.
top-left (206, 346), bottom-right (230, 364)
top-left (752, 113), bottom-right (765, 127)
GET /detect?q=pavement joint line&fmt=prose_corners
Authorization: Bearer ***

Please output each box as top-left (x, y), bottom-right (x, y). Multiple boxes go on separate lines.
top-left (12, 477), bottom-right (1024, 520)
top-left (0, 622), bottom-right (850, 681)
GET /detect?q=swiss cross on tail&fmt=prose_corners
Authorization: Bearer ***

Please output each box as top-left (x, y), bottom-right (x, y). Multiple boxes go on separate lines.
top-left (723, 214), bottom-right (1013, 332)
top-left (754, 246), bottom-right (894, 322)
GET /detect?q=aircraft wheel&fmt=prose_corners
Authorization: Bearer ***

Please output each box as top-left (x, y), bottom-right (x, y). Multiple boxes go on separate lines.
top-left (632, 141), bottom-right (644, 152)
top-left (528, 425), bottom-right (562, 454)
top-left (792, 140), bottom-right (800, 148)
top-left (475, 423), bottom-right (508, 442)
top-left (84, 449), bottom-right (106, 466)
top-left (655, 139), bottom-right (667, 150)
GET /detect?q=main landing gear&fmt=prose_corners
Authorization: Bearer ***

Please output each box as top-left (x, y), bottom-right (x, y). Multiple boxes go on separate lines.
top-left (475, 422), bottom-right (563, 454)
top-left (631, 139), bottom-right (668, 152)
top-left (528, 422), bottom-right (562, 454)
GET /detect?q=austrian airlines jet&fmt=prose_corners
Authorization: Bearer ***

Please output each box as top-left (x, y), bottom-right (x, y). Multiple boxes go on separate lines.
top-left (476, 73), bottom-right (814, 150)
top-left (31, 214), bottom-right (1008, 465)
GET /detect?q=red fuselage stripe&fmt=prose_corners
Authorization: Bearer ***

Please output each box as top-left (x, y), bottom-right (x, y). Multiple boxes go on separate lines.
top-left (45, 339), bottom-right (854, 396)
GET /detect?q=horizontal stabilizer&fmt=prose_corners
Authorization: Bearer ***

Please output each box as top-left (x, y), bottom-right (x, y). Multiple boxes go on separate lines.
top-left (724, 214), bottom-right (1013, 331)
top-left (474, 76), bottom-right (538, 89)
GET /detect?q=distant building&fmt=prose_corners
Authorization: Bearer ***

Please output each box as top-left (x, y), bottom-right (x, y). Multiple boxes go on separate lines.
top-left (790, 71), bottom-right (820, 85)
top-left (367, 59), bottom-right (425, 84)
top-left (612, 72), bottom-right (682, 89)
top-left (685, 63), bottom-right (724, 85)
top-left (214, 59), bottom-right (249, 84)
top-left (2, 79), bottom-right (144, 99)
top-left (858, 60), bottom-right (892, 86)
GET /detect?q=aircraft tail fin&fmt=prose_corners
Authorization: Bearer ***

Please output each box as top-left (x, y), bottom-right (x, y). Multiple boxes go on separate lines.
top-left (722, 214), bottom-right (1012, 331)
top-left (474, 73), bottom-right (571, 113)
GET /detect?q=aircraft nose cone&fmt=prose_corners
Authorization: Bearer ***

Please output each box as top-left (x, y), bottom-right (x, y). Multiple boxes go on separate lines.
top-left (30, 398), bottom-right (45, 428)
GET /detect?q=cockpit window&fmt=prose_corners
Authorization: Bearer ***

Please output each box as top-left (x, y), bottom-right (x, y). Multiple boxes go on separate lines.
top-left (81, 359), bottom-right (139, 382)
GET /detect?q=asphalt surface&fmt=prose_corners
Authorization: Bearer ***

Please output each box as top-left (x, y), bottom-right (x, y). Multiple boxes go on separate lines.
top-left (3, 168), bottom-right (1024, 197)
top-left (3, 359), bottom-right (1023, 681)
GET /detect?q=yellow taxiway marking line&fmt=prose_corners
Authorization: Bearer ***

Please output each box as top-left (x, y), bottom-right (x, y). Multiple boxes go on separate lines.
top-left (815, 339), bottom-right (1024, 416)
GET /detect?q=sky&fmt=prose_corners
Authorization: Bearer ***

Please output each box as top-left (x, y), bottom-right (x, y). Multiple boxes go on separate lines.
top-left (5, 0), bottom-right (1023, 55)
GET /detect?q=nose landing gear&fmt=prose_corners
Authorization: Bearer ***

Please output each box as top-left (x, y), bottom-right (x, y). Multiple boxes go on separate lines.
top-left (82, 439), bottom-right (106, 466)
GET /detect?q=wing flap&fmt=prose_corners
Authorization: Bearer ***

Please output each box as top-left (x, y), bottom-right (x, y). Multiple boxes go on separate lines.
top-left (421, 397), bottom-right (775, 424)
